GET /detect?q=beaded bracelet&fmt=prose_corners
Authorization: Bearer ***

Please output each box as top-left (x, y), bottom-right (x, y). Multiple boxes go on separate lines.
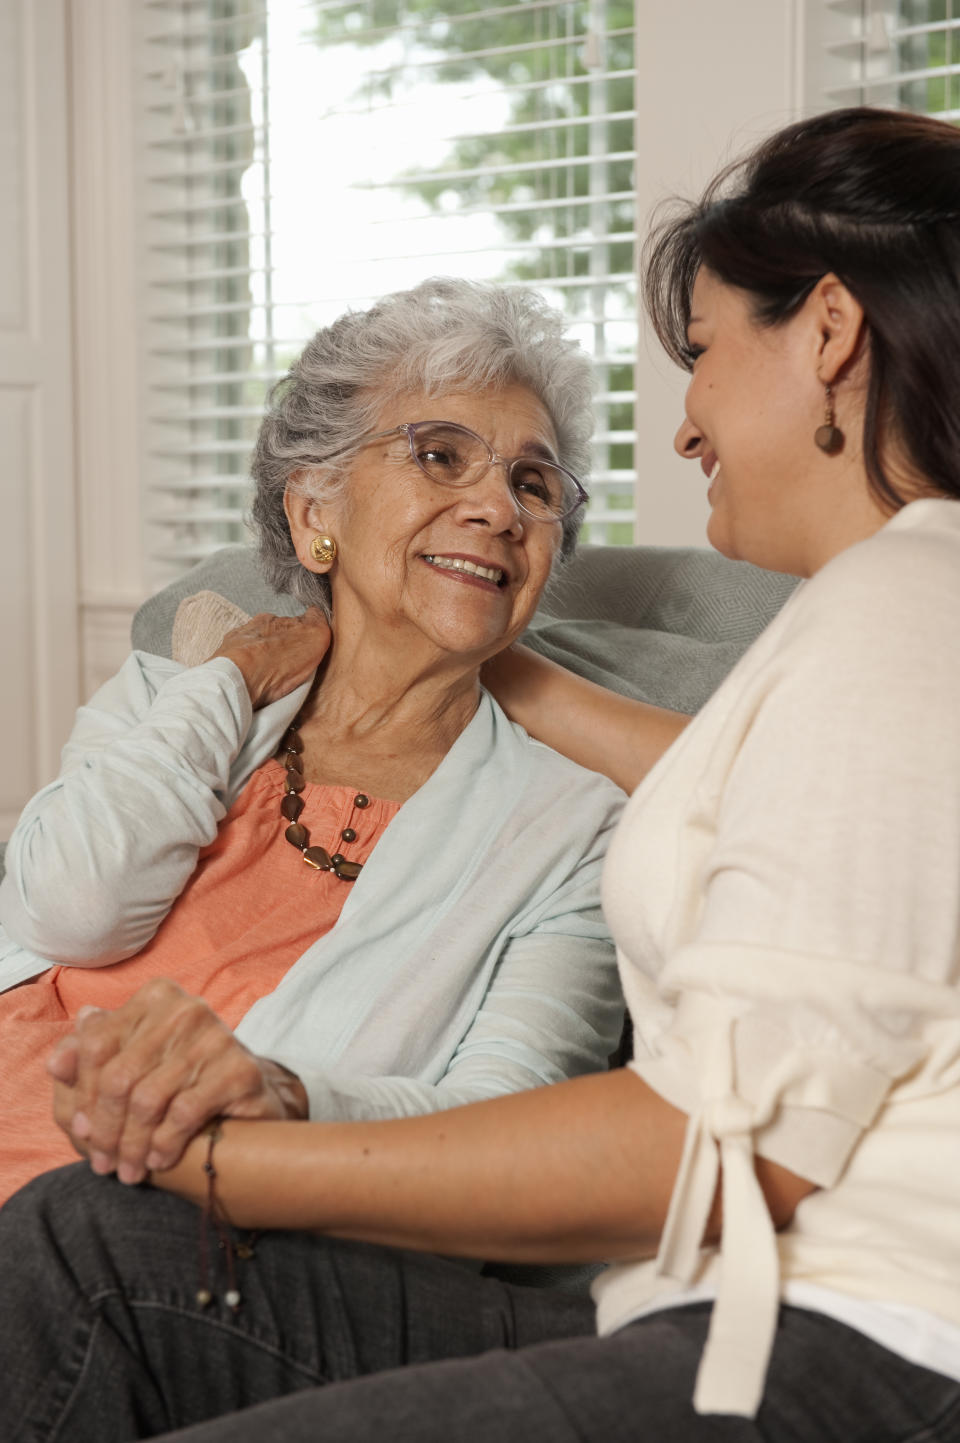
top-left (196, 1119), bottom-right (257, 1310)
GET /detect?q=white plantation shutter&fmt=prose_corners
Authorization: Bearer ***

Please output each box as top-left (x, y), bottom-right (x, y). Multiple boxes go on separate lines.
top-left (810, 1), bottom-right (960, 119)
top-left (140, 0), bottom-right (638, 582)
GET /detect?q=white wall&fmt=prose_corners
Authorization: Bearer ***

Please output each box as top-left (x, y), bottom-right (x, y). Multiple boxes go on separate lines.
top-left (0, 0), bottom-right (80, 837)
top-left (632, 0), bottom-right (805, 547)
top-left (70, 0), bottom-right (144, 699)
top-left (0, 0), bottom-right (140, 840)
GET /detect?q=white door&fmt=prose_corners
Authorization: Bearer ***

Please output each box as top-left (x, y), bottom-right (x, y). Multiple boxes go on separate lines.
top-left (0, 0), bottom-right (79, 839)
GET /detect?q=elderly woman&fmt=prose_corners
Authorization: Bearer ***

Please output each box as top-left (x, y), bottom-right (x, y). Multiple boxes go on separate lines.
top-left (0, 279), bottom-right (630, 1204)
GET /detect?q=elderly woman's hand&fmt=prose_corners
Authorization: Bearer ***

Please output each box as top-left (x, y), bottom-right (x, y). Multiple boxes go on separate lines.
top-left (214, 607), bottom-right (331, 709)
top-left (47, 980), bottom-right (308, 1184)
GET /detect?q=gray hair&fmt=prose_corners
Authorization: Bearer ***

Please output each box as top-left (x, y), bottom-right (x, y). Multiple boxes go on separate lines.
top-left (249, 277), bottom-right (594, 613)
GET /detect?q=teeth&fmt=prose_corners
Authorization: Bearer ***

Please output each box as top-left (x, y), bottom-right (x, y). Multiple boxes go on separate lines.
top-left (424, 555), bottom-right (505, 585)
top-left (708, 459), bottom-right (721, 482)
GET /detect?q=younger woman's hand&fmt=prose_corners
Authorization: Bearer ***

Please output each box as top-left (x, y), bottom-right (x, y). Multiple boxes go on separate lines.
top-left (214, 607), bottom-right (331, 709)
top-left (48, 980), bottom-right (308, 1184)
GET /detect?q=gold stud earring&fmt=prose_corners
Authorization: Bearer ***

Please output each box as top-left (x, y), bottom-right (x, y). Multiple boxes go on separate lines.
top-left (814, 382), bottom-right (844, 455)
top-left (309, 534), bottom-right (337, 565)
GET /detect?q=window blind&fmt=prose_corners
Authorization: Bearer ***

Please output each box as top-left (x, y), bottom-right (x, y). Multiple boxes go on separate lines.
top-left (140, 0), bottom-right (638, 581)
top-left (811, 1), bottom-right (960, 119)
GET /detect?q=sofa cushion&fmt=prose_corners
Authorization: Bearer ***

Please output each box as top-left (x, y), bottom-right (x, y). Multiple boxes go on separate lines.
top-left (132, 543), bottom-right (797, 716)
top-left (0, 546), bottom-right (795, 891)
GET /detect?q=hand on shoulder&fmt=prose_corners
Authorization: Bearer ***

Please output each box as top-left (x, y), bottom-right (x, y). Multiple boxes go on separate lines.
top-left (213, 607), bottom-right (331, 709)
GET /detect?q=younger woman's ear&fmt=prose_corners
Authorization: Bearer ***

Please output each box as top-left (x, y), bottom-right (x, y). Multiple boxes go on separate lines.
top-left (283, 480), bottom-right (328, 573)
top-left (811, 272), bottom-right (867, 383)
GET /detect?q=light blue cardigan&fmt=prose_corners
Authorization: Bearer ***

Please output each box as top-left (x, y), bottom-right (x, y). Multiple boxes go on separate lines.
top-left (0, 653), bottom-right (625, 1120)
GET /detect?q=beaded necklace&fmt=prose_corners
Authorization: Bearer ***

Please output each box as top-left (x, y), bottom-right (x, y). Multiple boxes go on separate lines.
top-left (278, 720), bottom-right (367, 881)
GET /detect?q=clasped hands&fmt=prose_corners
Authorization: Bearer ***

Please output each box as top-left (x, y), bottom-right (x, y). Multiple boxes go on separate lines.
top-left (48, 978), bottom-right (308, 1184)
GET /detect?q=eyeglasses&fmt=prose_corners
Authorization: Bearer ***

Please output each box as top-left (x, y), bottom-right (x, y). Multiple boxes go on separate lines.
top-left (328, 420), bottom-right (588, 524)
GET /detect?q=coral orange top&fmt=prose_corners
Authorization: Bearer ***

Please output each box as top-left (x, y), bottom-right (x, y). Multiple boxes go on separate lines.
top-left (0, 761), bottom-right (399, 1206)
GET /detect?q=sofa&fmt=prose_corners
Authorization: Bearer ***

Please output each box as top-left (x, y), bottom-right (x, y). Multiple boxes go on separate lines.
top-left (131, 541), bottom-right (797, 707)
top-left (0, 543), bottom-right (797, 884)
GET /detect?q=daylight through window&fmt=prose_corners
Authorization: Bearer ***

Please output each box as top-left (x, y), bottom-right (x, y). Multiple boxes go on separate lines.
top-left (141, 0), bottom-right (638, 580)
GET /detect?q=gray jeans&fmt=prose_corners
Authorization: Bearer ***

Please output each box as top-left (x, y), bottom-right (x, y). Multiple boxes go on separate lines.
top-left (3, 1165), bottom-right (960, 1443)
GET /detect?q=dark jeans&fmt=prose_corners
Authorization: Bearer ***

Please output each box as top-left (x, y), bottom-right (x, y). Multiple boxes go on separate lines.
top-left (3, 1165), bottom-right (960, 1443)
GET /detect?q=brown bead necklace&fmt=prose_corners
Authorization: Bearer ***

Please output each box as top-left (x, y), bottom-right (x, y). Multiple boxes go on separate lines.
top-left (278, 720), bottom-right (367, 881)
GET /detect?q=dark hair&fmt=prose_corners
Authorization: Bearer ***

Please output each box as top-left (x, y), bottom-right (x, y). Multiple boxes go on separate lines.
top-left (643, 107), bottom-right (960, 510)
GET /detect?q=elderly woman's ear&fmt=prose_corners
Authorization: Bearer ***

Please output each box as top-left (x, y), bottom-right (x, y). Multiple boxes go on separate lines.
top-left (283, 482), bottom-right (335, 573)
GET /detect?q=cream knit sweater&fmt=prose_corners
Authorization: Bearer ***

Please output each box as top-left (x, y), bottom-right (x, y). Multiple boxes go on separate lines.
top-left (596, 498), bottom-right (960, 1416)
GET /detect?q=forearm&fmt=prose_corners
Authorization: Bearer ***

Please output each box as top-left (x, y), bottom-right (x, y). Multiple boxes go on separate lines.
top-left (483, 645), bottom-right (690, 793)
top-left (152, 1069), bottom-right (690, 1261)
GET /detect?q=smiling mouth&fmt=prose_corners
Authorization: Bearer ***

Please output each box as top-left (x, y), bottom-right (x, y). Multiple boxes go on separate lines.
top-left (423, 555), bottom-right (507, 588)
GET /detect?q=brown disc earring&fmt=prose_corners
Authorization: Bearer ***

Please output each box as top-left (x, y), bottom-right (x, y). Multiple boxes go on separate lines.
top-left (309, 534), bottom-right (337, 565)
top-left (814, 383), bottom-right (844, 455)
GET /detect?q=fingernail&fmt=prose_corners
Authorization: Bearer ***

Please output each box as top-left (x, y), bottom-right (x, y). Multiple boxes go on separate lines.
top-left (117, 1162), bottom-right (143, 1185)
top-left (90, 1151), bottom-right (113, 1175)
top-left (145, 1151), bottom-right (163, 1172)
top-left (72, 1112), bottom-right (92, 1140)
top-left (75, 1005), bottom-right (103, 1023)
